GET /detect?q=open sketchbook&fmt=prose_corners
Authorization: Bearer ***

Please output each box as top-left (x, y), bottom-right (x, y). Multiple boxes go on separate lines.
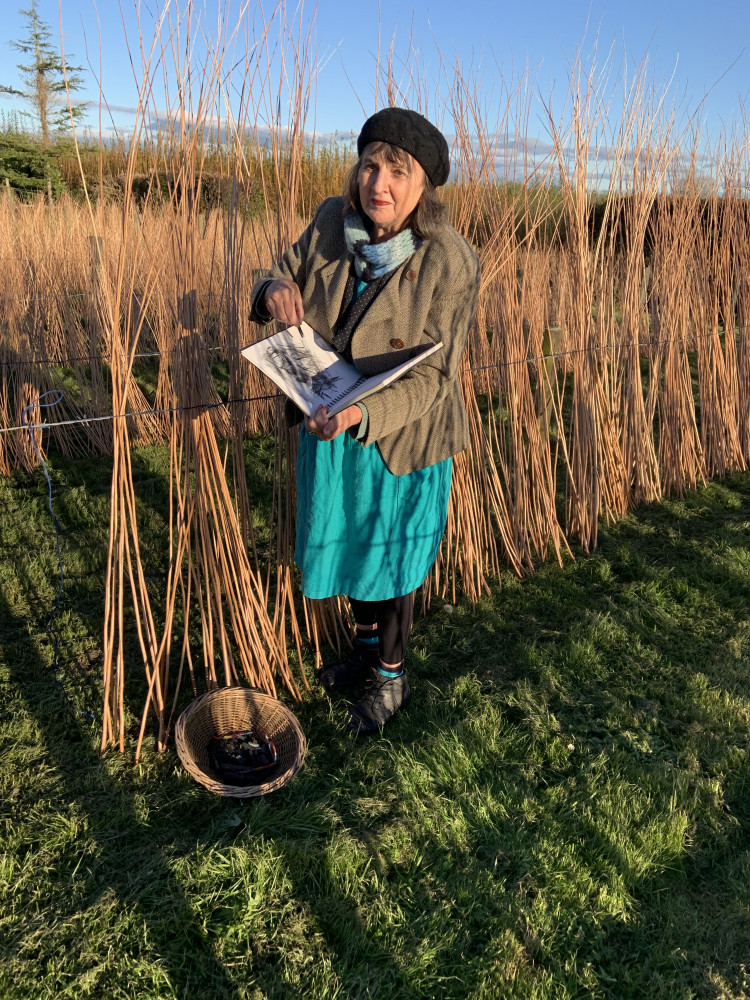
top-left (241, 321), bottom-right (443, 418)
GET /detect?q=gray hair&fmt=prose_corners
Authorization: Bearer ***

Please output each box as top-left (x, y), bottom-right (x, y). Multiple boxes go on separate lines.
top-left (342, 141), bottom-right (447, 238)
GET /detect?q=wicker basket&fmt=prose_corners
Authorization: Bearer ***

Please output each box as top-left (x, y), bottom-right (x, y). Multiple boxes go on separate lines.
top-left (175, 687), bottom-right (306, 797)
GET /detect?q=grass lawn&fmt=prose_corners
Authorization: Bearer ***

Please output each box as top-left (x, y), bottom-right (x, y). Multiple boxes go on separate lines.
top-left (1, 444), bottom-right (749, 999)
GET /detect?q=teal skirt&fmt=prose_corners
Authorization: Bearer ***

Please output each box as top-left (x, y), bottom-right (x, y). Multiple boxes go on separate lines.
top-left (295, 427), bottom-right (452, 601)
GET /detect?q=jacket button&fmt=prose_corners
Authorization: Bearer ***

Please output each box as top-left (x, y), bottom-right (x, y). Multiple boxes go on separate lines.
top-left (406, 270), bottom-right (417, 281)
top-left (390, 338), bottom-right (405, 350)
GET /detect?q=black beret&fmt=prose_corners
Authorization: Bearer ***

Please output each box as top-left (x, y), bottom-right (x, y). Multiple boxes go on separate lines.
top-left (357, 108), bottom-right (450, 187)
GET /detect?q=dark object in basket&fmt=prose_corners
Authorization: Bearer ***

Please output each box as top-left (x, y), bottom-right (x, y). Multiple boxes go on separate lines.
top-left (207, 727), bottom-right (279, 786)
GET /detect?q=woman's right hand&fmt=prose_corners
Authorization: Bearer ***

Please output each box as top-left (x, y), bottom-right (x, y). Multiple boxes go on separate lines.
top-left (264, 279), bottom-right (304, 326)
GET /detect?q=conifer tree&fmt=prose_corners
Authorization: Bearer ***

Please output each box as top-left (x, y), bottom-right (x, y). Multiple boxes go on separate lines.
top-left (0, 0), bottom-right (86, 145)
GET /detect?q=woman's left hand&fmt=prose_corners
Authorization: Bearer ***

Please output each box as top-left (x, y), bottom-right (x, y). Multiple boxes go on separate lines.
top-left (305, 404), bottom-right (361, 441)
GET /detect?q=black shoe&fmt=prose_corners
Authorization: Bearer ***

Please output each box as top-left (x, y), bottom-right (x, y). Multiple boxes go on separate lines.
top-left (319, 645), bottom-right (378, 694)
top-left (347, 668), bottom-right (411, 735)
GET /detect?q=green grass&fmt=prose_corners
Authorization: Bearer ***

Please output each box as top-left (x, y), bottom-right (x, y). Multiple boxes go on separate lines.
top-left (1, 445), bottom-right (749, 999)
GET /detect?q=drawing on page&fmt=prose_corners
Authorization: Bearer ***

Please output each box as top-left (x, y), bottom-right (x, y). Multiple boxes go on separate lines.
top-left (265, 343), bottom-right (343, 401)
top-left (311, 369), bottom-right (344, 400)
top-left (265, 343), bottom-right (317, 385)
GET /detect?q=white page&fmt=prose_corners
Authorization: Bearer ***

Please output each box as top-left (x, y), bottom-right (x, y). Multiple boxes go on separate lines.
top-left (241, 321), bottom-right (442, 417)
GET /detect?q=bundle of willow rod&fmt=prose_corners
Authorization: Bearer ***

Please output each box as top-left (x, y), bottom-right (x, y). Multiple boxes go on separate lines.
top-left (100, 209), bottom-right (165, 752)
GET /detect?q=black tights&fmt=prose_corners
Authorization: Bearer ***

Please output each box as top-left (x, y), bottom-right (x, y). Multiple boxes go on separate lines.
top-left (350, 593), bottom-right (414, 665)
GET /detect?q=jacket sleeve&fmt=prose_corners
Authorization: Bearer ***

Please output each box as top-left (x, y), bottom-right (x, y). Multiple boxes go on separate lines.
top-left (358, 248), bottom-right (481, 445)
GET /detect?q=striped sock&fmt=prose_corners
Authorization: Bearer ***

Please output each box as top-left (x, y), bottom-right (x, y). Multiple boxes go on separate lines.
top-left (356, 626), bottom-right (379, 648)
top-left (377, 661), bottom-right (404, 679)
top-left (355, 627), bottom-right (379, 661)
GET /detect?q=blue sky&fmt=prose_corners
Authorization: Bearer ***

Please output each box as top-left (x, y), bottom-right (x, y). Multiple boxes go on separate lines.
top-left (1, 0), bottom-right (748, 146)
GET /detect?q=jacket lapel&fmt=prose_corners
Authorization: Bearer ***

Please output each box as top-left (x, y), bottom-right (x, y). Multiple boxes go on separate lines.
top-left (312, 256), bottom-right (351, 340)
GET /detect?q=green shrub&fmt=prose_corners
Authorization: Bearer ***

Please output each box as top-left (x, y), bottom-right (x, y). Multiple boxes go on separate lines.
top-left (0, 130), bottom-right (65, 198)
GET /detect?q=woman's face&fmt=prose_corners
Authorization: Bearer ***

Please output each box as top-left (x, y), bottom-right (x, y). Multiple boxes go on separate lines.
top-left (358, 144), bottom-right (425, 242)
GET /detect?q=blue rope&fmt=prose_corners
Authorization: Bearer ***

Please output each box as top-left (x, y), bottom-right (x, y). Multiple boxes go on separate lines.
top-left (22, 391), bottom-right (96, 724)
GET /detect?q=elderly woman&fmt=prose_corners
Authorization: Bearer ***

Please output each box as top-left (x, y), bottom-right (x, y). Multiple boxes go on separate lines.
top-left (250, 108), bottom-right (480, 734)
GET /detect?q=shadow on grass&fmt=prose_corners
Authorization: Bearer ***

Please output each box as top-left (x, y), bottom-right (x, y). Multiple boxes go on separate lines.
top-left (0, 603), bottom-right (419, 998)
top-left (1, 589), bottom-right (246, 1000)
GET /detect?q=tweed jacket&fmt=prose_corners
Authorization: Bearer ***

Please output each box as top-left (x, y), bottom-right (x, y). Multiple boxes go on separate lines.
top-left (250, 196), bottom-right (481, 476)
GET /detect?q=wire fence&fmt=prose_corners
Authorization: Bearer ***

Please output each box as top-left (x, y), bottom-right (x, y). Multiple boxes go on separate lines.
top-left (1, 326), bottom-right (741, 437)
top-left (7, 392), bottom-right (283, 436)
top-left (0, 342), bottom-right (228, 368)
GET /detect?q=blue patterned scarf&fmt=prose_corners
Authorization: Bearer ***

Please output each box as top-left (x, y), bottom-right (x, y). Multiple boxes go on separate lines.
top-left (344, 212), bottom-right (423, 282)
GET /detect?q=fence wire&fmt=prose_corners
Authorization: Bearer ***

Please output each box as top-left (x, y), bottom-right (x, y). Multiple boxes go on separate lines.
top-left (0, 325), bottom-right (744, 436)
